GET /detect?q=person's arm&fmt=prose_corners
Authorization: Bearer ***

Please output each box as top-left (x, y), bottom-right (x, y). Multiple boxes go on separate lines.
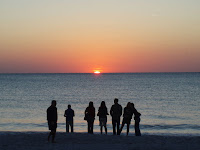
top-left (85, 107), bottom-right (88, 115)
top-left (106, 108), bottom-right (109, 115)
top-left (123, 107), bottom-right (125, 117)
top-left (97, 107), bottom-right (100, 116)
top-left (133, 108), bottom-right (140, 116)
top-left (73, 110), bottom-right (75, 117)
top-left (56, 108), bottom-right (58, 122)
top-left (91, 107), bottom-right (95, 118)
top-left (110, 106), bottom-right (113, 117)
top-left (47, 109), bottom-right (49, 121)
top-left (64, 110), bottom-right (66, 117)
top-left (120, 105), bottom-right (123, 116)
top-left (136, 110), bottom-right (141, 117)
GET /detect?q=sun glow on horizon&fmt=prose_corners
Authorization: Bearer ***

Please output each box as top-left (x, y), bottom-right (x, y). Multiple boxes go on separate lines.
top-left (94, 70), bottom-right (101, 74)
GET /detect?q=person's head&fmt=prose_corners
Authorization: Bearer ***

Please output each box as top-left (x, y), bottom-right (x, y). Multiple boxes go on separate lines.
top-left (68, 105), bottom-right (71, 109)
top-left (127, 102), bottom-right (131, 108)
top-left (100, 101), bottom-right (106, 108)
top-left (131, 103), bottom-right (135, 108)
top-left (89, 101), bottom-right (94, 107)
top-left (114, 98), bottom-right (118, 104)
top-left (51, 100), bottom-right (56, 107)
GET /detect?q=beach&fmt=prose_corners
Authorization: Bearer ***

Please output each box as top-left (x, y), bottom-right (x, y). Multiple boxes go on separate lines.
top-left (0, 132), bottom-right (200, 150)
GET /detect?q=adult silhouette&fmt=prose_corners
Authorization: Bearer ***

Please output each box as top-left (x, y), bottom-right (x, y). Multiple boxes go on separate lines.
top-left (85, 101), bottom-right (95, 134)
top-left (131, 103), bottom-right (141, 136)
top-left (97, 101), bottom-right (109, 134)
top-left (110, 98), bottom-right (122, 135)
top-left (64, 105), bottom-right (75, 133)
top-left (119, 102), bottom-right (133, 135)
top-left (47, 100), bottom-right (57, 143)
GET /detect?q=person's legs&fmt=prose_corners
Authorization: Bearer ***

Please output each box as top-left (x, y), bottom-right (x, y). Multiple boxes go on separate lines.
top-left (112, 119), bottom-right (116, 135)
top-left (71, 121), bottom-right (74, 133)
top-left (88, 119), bottom-right (93, 134)
top-left (135, 121), bottom-right (138, 136)
top-left (117, 118), bottom-right (120, 135)
top-left (48, 122), bottom-right (57, 142)
top-left (65, 121), bottom-right (67, 133)
top-left (91, 119), bottom-right (94, 134)
top-left (51, 130), bottom-right (56, 143)
top-left (104, 118), bottom-right (107, 134)
top-left (48, 131), bottom-right (52, 141)
top-left (135, 120), bottom-right (141, 136)
top-left (100, 126), bottom-right (103, 134)
top-left (127, 123), bottom-right (130, 135)
top-left (87, 121), bottom-right (90, 133)
top-left (48, 122), bottom-right (52, 141)
top-left (119, 122), bottom-right (125, 134)
top-left (68, 121), bottom-right (73, 133)
top-left (66, 122), bottom-right (69, 133)
top-left (99, 119), bottom-right (103, 134)
top-left (104, 126), bottom-right (107, 134)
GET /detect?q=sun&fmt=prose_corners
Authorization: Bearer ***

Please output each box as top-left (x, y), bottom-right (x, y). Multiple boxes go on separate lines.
top-left (94, 70), bottom-right (101, 74)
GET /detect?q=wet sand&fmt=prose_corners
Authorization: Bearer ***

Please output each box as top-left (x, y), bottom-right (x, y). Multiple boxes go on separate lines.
top-left (0, 132), bottom-right (200, 150)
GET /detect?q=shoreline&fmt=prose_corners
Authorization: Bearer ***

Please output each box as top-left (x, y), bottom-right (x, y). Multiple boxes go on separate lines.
top-left (0, 131), bottom-right (199, 137)
top-left (1, 132), bottom-right (200, 150)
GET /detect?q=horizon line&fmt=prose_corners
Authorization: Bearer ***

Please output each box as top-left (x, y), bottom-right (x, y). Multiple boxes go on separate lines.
top-left (0, 72), bottom-right (199, 74)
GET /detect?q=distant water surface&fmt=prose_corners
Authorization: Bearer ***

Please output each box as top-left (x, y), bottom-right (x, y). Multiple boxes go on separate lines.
top-left (0, 73), bottom-right (200, 136)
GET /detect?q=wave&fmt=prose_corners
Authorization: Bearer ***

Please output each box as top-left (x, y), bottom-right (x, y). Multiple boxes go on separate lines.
top-left (140, 124), bottom-right (200, 130)
top-left (1, 122), bottom-right (200, 130)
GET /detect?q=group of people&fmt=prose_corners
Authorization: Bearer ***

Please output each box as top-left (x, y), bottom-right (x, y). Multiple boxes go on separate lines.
top-left (47, 99), bottom-right (141, 143)
top-left (84, 98), bottom-right (141, 136)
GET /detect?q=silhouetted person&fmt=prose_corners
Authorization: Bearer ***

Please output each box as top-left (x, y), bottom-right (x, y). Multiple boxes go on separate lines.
top-left (131, 103), bottom-right (141, 136)
top-left (85, 101), bottom-right (95, 134)
top-left (110, 98), bottom-right (122, 135)
top-left (64, 105), bottom-right (75, 133)
top-left (47, 100), bottom-right (57, 143)
top-left (97, 101), bottom-right (109, 134)
top-left (119, 102), bottom-right (133, 135)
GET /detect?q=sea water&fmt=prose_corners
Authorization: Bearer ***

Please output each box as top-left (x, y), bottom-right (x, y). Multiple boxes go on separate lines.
top-left (0, 73), bottom-right (200, 136)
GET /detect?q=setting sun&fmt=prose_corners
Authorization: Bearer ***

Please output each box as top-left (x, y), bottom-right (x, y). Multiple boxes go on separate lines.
top-left (94, 71), bottom-right (101, 74)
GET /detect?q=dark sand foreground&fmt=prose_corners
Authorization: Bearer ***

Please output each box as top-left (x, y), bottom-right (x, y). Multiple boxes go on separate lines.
top-left (0, 132), bottom-right (200, 150)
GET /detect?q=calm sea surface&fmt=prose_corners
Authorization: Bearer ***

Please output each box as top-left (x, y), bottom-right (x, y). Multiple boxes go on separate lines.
top-left (0, 73), bottom-right (200, 136)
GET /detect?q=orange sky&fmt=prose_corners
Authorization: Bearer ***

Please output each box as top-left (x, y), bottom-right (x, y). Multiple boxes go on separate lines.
top-left (0, 0), bottom-right (200, 73)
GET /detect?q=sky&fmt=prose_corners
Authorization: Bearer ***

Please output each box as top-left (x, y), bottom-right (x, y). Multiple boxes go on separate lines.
top-left (0, 0), bottom-right (200, 73)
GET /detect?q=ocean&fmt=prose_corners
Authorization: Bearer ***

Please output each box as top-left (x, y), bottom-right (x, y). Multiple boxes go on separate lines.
top-left (0, 73), bottom-right (200, 136)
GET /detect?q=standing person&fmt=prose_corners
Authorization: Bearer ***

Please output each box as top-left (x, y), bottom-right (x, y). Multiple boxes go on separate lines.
top-left (131, 103), bottom-right (141, 136)
top-left (110, 98), bottom-right (122, 135)
top-left (85, 101), bottom-right (95, 134)
top-left (64, 105), bottom-right (75, 133)
top-left (119, 102), bottom-right (133, 135)
top-left (97, 101), bottom-right (109, 134)
top-left (47, 100), bottom-right (58, 143)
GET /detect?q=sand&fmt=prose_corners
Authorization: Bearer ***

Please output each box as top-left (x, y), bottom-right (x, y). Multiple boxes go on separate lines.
top-left (0, 132), bottom-right (200, 150)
